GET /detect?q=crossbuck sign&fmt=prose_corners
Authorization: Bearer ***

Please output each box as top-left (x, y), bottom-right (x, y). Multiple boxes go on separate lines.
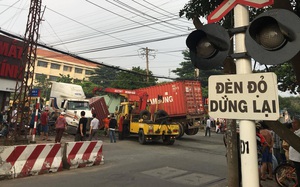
top-left (207, 0), bottom-right (274, 23)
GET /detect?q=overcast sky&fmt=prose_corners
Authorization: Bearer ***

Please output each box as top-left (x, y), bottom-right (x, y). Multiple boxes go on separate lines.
top-left (0, 0), bottom-right (196, 81)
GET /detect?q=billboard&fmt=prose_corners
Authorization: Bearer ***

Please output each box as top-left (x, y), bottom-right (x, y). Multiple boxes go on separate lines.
top-left (0, 35), bottom-right (26, 80)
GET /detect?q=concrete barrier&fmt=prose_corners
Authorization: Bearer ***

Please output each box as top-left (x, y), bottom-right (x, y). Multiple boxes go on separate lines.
top-left (63, 141), bottom-right (103, 169)
top-left (0, 143), bottom-right (63, 179)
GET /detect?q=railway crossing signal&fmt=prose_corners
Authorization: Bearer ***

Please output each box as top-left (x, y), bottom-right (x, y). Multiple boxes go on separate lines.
top-left (186, 24), bottom-right (230, 70)
top-left (245, 9), bottom-right (300, 65)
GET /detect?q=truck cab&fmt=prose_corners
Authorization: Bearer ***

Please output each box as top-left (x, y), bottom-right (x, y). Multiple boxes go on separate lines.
top-left (48, 82), bottom-right (93, 135)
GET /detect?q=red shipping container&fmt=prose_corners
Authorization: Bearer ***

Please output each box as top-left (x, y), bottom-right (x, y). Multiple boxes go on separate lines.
top-left (89, 97), bottom-right (110, 129)
top-left (132, 80), bottom-right (204, 118)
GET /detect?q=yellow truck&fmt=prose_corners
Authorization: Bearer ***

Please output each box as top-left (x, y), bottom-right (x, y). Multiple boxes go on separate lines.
top-left (94, 87), bottom-right (179, 145)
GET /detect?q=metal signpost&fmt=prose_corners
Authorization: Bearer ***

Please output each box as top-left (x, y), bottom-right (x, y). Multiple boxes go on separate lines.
top-left (29, 89), bottom-right (41, 143)
top-left (207, 1), bottom-right (275, 187)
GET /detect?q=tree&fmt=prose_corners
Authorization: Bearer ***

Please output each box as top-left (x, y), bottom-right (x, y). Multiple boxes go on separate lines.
top-left (77, 80), bottom-right (98, 98)
top-left (180, 0), bottom-right (300, 95)
top-left (89, 65), bottom-right (120, 88)
top-left (279, 96), bottom-right (300, 117)
top-left (56, 74), bottom-right (73, 83)
top-left (172, 50), bottom-right (223, 98)
top-left (33, 74), bottom-right (51, 100)
top-left (172, 50), bottom-right (196, 79)
top-left (111, 66), bottom-right (157, 89)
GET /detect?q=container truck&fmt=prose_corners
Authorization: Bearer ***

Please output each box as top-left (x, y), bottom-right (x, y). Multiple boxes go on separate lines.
top-left (93, 87), bottom-right (179, 145)
top-left (131, 80), bottom-right (205, 138)
top-left (47, 82), bottom-right (93, 135)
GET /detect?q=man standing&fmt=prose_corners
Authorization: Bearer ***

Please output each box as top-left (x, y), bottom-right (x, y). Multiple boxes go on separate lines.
top-left (75, 111), bottom-right (87, 141)
top-left (103, 115), bottom-right (110, 136)
top-left (40, 107), bottom-right (50, 141)
top-left (205, 117), bottom-right (211, 137)
top-left (109, 114), bottom-right (117, 143)
top-left (89, 113), bottom-right (99, 140)
top-left (289, 115), bottom-right (300, 184)
top-left (260, 123), bottom-right (273, 180)
top-left (55, 112), bottom-right (67, 143)
top-left (10, 105), bottom-right (17, 124)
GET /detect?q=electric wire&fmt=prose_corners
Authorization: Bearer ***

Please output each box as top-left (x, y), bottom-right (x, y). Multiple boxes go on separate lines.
top-left (133, 0), bottom-right (189, 27)
top-left (111, 0), bottom-right (187, 32)
top-left (45, 6), bottom-right (144, 49)
top-left (0, 0), bottom-right (20, 16)
top-left (0, 29), bottom-right (180, 80)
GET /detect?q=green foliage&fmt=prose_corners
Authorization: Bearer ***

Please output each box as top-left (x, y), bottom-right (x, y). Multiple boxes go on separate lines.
top-left (56, 74), bottom-right (73, 83)
top-left (89, 65), bottom-right (120, 88)
top-left (33, 74), bottom-right (51, 100)
top-left (279, 96), bottom-right (300, 117)
top-left (172, 50), bottom-right (196, 79)
top-left (77, 80), bottom-right (98, 98)
top-left (268, 64), bottom-right (298, 95)
top-left (111, 66), bottom-right (157, 89)
top-left (172, 50), bottom-right (222, 98)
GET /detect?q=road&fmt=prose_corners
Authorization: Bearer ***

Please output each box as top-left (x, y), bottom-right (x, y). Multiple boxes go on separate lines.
top-left (0, 130), bottom-right (277, 187)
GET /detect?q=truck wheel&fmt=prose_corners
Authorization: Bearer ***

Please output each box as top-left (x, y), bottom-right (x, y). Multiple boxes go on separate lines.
top-left (140, 110), bottom-right (150, 120)
top-left (163, 136), bottom-right (175, 145)
top-left (154, 110), bottom-right (168, 123)
top-left (176, 122), bottom-right (185, 139)
top-left (138, 129), bottom-right (146, 144)
top-left (185, 128), bottom-right (196, 135)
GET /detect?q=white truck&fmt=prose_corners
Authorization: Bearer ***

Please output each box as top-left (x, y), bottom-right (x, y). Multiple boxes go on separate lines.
top-left (48, 82), bottom-right (93, 135)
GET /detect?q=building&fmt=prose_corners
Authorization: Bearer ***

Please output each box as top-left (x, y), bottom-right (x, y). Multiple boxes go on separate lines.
top-left (0, 39), bottom-right (98, 112)
top-left (35, 48), bottom-right (97, 82)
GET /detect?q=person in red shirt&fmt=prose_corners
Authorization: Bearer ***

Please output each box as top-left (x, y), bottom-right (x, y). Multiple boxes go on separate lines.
top-left (103, 115), bottom-right (110, 136)
top-left (256, 123), bottom-right (268, 187)
top-left (40, 107), bottom-right (50, 141)
top-left (55, 112), bottom-right (67, 143)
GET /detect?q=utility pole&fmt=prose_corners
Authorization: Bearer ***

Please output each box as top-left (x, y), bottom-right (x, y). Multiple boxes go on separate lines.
top-left (139, 47), bottom-right (155, 82)
top-left (11, 0), bottom-right (43, 142)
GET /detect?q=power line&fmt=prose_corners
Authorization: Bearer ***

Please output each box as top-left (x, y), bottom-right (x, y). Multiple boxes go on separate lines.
top-left (111, 0), bottom-right (187, 32)
top-left (45, 6), bottom-right (142, 49)
top-left (86, 0), bottom-right (178, 36)
top-left (143, 0), bottom-right (190, 24)
top-left (133, 0), bottom-right (189, 27)
top-left (0, 29), bottom-right (180, 81)
top-left (74, 33), bottom-right (188, 54)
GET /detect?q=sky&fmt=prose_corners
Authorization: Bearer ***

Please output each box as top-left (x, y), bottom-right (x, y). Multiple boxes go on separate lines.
top-left (0, 0), bottom-right (195, 81)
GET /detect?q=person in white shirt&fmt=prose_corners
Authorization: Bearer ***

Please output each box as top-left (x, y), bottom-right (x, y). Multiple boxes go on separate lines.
top-left (205, 117), bottom-right (211, 137)
top-left (11, 106), bottom-right (17, 124)
top-left (89, 113), bottom-right (100, 141)
top-left (289, 115), bottom-right (300, 183)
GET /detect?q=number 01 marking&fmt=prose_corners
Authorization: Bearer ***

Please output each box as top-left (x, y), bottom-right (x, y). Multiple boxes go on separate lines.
top-left (240, 140), bottom-right (249, 154)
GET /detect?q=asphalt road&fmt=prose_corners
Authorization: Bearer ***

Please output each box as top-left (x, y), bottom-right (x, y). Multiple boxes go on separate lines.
top-left (0, 130), bottom-right (278, 187)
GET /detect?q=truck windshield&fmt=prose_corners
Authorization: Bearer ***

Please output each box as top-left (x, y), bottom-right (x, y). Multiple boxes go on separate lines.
top-left (67, 101), bottom-right (90, 110)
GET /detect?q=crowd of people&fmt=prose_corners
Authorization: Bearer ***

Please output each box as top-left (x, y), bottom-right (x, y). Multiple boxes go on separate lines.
top-left (220, 114), bottom-right (300, 187)
top-left (0, 105), bottom-right (121, 144)
top-left (203, 117), bottom-right (226, 137)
